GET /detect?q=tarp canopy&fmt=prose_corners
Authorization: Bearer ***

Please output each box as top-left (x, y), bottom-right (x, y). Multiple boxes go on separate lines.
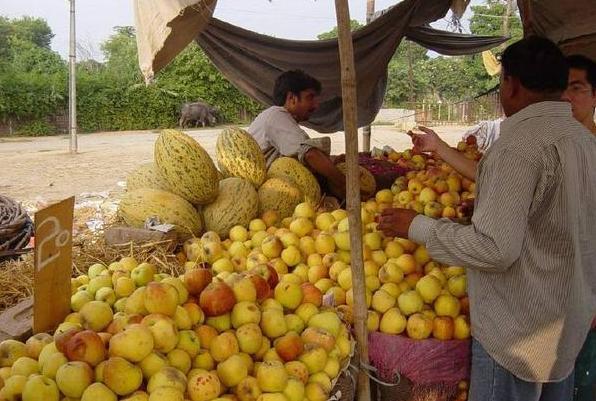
top-left (134, 0), bottom-right (509, 131)
top-left (518, 0), bottom-right (596, 60)
top-left (196, 7), bottom-right (507, 132)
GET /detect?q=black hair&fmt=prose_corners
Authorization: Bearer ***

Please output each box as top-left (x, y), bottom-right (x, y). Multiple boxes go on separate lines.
top-left (566, 54), bottom-right (596, 89)
top-left (501, 36), bottom-right (568, 94)
top-left (273, 70), bottom-right (322, 106)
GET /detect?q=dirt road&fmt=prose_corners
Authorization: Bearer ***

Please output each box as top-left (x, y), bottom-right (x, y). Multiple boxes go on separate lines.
top-left (0, 125), bottom-right (471, 204)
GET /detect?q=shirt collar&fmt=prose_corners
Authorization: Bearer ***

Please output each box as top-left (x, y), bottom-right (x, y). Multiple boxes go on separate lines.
top-left (500, 101), bottom-right (572, 140)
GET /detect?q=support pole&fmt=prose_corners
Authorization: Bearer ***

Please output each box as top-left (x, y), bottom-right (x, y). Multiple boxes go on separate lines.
top-left (334, 1), bottom-right (371, 401)
top-left (69, 0), bottom-right (77, 154)
top-left (361, 0), bottom-right (375, 152)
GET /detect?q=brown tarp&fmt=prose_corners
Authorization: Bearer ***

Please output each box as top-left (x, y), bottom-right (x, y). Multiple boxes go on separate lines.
top-left (196, 0), bottom-right (506, 132)
top-left (518, 0), bottom-right (596, 60)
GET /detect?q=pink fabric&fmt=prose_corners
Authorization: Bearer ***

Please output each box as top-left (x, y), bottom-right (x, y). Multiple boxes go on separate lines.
top-left (368, 332), bottom-right (471, 385)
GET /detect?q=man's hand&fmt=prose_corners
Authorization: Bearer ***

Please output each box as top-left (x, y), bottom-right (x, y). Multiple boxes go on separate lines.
top-left (409, 126), bottom-right (448, 154)
top-left (377, 208), bottom-right (418, 239)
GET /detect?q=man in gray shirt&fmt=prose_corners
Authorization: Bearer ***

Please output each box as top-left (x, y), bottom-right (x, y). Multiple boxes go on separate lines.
top-left (248, 70), bottom-right (348, 200)
top-left (378, 37), bottom-right (596, 401)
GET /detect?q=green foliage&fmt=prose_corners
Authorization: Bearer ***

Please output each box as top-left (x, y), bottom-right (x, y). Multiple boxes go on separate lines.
top-left (317, 20), bottom-right (364, 40)
top-left (16, 120), bottom-right (55, 136)
top-left (469, 0), bottom-right (523, 44)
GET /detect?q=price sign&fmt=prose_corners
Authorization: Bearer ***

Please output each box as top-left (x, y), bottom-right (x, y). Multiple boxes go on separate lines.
top-left (33, 197), bottom-right (74, 333)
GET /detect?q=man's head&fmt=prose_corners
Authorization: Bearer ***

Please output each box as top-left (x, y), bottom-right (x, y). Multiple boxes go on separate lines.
top-left (561, 55), bottom-right (596, 128)
top-left (273, 70), bottom-right (321, 122)
top-left (499, 36), bottom-right (568, 117)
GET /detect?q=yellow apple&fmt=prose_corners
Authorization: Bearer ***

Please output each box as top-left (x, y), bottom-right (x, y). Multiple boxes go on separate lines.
top-left (217, 354), bottom-right (248, 387)
top-left (80, 301), bottom-right (113, 332)
top-left (210, 332), bottom-right (239, 362)
top-left (415, 275), bottom-right (442, 303)
top-left (21, 374), bottom-right (59, 401)
top-left (379, 261), bottom-right (404, 284)
top-left (139, 352), bottom-right (168, 380)
top-left (379, 308), bottom-right (406, 334)
top-left (257, 360), bottom-right (288, 392)
top-left (56, 361), bottom-right (93, 398)
top-left (434, 294), bottom-right (461, 318)
top-left (260, 309), bottom-right (288, 339)
top-left (109, 324), bottom-right (153, 362)
top-left (371, 290), bottom-right (396, 314)
top-left (406, 313), bottom-right (433, 339)
top-left (367, 310), bottom-right (381, 332)
top-left (397, 290), bottom-right (424, 316)
top-left (187, 369), bottom-right (221, 401)
top-left (453, 315), bottom-right (471, 340)
top-left (447, 275), bottom-right (467, 298)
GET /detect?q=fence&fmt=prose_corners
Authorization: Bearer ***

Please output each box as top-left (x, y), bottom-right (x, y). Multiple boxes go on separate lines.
top-left (396, 90), bottom-right (503, 127)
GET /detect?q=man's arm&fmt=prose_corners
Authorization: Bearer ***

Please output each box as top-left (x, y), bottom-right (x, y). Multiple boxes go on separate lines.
top-left (303, 147), bottom-right (347, 199)
top-left (411, 127), bottom-right (478, 181)
top-left (380, 150), bottom-right (540, 272)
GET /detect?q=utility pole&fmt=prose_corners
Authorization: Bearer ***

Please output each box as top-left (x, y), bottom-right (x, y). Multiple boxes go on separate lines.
top-left (69, 0), bottom-right (78, 154)
top-left (501, 0), bottom-right (513, 50)
top-left (361, 0), bottom-right (375, 152)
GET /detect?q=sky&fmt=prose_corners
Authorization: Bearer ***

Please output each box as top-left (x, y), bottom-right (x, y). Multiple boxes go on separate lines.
top-left (0, 0), bottom-right (482, 61)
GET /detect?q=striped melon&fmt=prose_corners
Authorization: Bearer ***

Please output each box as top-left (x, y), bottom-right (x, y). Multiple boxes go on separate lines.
top-left (267, 157), bottom-right (321, 204)
top-left (118, 188), bottom-right (202, 237)
top-left (202, 177), bottom-right (259, 238)
top-left (154, 129), bottom-right (219, 205)
top-left (258, 177), bottom-right (303, 219)
top-left (335, 162), bottom-right (376, 196)
top-left (126, 163), bottom-right (171, 192)
top-left (215, 127), bottom-right (266, 187)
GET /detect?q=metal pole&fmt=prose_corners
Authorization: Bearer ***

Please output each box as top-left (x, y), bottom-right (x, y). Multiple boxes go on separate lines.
top-left (361, 0), bottom-right (375, 152)
top-left (69, 0), bottom-right (77, 154)
top-left (335, 1), bottom-right (371, 400)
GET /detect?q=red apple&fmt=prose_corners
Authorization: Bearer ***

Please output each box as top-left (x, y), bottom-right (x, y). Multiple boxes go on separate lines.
top-left (300, 283), bottom-right (322, 307)
top-left (199, 282), bottom-right (236, 317)
top-left (274, 332), bottom-right (304, 362)
top-left (65, 330), bottom-right (107, 366)
top-left (55, 327), bottom-right (82, 353)
top-left (184, 267), bottom-right (213, 295)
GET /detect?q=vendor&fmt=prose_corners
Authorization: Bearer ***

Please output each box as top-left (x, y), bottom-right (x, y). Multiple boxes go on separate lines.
top-left (248, 70), bottom-right (348, 200)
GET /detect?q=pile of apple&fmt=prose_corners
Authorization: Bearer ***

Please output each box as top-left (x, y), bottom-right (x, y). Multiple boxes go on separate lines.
top-left (376, 138), bottom-right (481, 220)
top-left (181, 201), bottom-right (470, 343)
top-left (0, 253), bottom-right (353, 401)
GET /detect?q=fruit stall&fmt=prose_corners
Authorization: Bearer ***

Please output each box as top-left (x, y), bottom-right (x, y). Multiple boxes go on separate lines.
top-left (0, 123), bottom-right (481, 401)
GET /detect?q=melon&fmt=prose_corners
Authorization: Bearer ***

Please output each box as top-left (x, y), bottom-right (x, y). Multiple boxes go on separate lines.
top-left (335, 162), bottom-right (376, 196)
top-left (258, 177), bottom-right (303, 219)
top-left (126, 163), bottom-right (171, 192)
top-left (267, 157), bottom-right (321, 204)
top-left (215, 127), bottom-right (267, 187)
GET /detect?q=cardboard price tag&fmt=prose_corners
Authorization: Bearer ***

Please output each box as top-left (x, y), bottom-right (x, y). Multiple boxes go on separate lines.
top-left (33, 197), bottom-right (74, 333)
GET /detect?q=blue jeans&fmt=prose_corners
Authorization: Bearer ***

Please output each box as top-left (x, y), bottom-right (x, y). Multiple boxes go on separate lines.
top-left (470, 339), bottom-right (575, 401)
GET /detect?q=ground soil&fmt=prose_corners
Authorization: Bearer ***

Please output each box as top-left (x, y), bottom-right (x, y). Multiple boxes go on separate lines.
top-left (0, 124), bottom-right (471, 204)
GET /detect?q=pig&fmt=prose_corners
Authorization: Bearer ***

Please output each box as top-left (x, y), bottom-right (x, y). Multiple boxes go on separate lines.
top-left (179, 102), bottom-right (217, 128)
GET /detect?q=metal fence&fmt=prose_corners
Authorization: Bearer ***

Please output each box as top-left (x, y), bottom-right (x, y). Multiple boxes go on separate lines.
top-left (397, 90), bottom-right (503, 126)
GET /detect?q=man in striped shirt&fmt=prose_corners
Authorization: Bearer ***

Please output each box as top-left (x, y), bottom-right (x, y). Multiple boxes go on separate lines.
top-left (378, 37), bottom-right (596, 401)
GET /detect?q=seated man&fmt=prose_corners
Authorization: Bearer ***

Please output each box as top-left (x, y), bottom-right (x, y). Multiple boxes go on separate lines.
top-left (248, 70), bottom-right (347, 200)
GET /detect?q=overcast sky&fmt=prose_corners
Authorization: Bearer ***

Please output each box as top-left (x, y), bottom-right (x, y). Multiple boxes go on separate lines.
top-left (0, 0), bottom-right (481, 60)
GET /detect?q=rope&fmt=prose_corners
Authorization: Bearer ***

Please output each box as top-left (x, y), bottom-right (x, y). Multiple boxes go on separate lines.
top-left (350, 359), bottom-right (402, 387)
top-left (0, 195), bottom-right (33, 252)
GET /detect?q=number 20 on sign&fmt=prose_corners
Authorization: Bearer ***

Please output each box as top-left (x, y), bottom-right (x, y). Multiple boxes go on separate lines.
top-left (34, 197), bottom-right (74, 333)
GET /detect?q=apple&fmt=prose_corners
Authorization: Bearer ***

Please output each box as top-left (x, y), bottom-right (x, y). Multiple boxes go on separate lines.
top-left (447, 275), bottom-right (467, 298)
top-left (260, 309), bottom-right (288, 339)
top-left (432, 316), bottom-right (455, 340)
top-left (290, 217), bottom-right (314, 238)
top-left (81, 382), bottom-right (117, 401)
top-left (167, 348), bottom-right (191, 374)
top-left (206, 313), bottom-right (231, 333)
top-left (231, 301), bottom-right (262, 328)
top-left (257, 360), bottom-right (288, 392)
top-left (281, 245), bottom-right (302, 267)
top-left (419, 187), bottom-right (438, 204)
top-left (295, 303), bottom-right (319, 324)
top-left (236, 323), bottom-right (263, 355)
top-left (371, 290), bottom-right (396, 314)
top-left (300, 327), bottom-right (335, 352)
top-left (55, 361), bottom-right (93, 398)
top-left (397, 290), bottom-right (424, 316)
top-left (453, 315), bottom-right (471, 339)
top-left (406, 313), bottom-right (433, 340)
top-left (65, 330), bottom-right (106, 366)
top-left (199, 282), bottom-right (236, 317)
top-left (284, 378), bottom-right (305, 401)
top-left (210, 332), bottom-right (239, 362)
top-left (261, 235), bottom-right (283, 259)
top-left (147, 366), bottom-right (187, 393)
top-left (274, 332), bottom-right (304, 362)
top-left (274, 282), bottom-right (303, 310)
top-left (176, 330), bottom-right (200, 358)
top-left (124, 287), bottom-right (148, 315)
top-left (393, 254), bottom-right (417, 274)
top-left (247, 273), bottom-right (272, 301)
top-left (299, 344), bottom-right (327, 374)
top-left (79, 301), bottom-right (113, 332)
top-left (378, 261), bottom-right (404, 284)
top-left (22, 374), bottom-right (60, 401)
top-left (11, 356), bottom-right (38, 377)
top-left (186, 370), bottom-right (222, 401)
top-left (139, 351), bottom-right (168, 380)
top-left (71, 291), bottom-right (94, 312)
top-left (184, 267), bottom-right (213, 296)
top-left (25, 333), bottom-right (52, 360)
top-left (415, 275), bottom-right (442, 303)
top-left (434, 294), bottom-right (461, 318)
top-left (141, 314), bottom-right (178, 353)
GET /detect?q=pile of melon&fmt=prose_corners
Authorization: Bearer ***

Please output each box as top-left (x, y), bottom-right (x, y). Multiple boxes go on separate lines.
top-left (120, 128), bottom-right (346, 239)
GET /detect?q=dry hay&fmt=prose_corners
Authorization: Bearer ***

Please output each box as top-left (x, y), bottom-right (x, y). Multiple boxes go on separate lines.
top-left (0, 231), bottom-right (184, 313)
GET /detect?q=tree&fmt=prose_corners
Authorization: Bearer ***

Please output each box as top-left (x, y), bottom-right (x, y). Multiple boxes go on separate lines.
top-left (469, 0), bottom-right (523, 44)
top-left (317, 20), bottom-right (364, 40)
top-left (7, 16), bottom-right (54, 49)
